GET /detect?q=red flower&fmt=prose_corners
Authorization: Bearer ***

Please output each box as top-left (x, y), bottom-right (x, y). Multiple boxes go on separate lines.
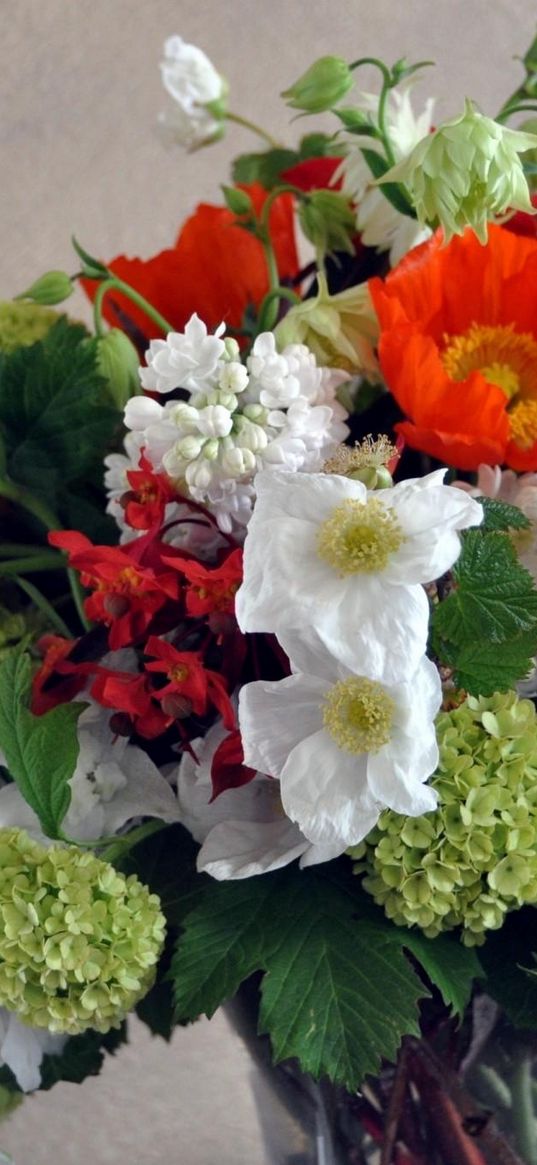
top-left (32, 635), bottom-right (86, 715)
top-left (281, 156), bottom-right (343, 192)
top-left (144, 636), bottom-right (235, 730)
top-left (49, 531), bottom-right (180, 649)
top-left (164, 548), bottom-right (243, 618)
top-left (369, 225), bottom-right (537, 471)
top-left (505, 192), bottom-right (537, 239)
top-left (90, 669), bottom-right (169, 739)
top-left (210, 729), bottom-right (256, 800)
top-left (122, 452), bottom-right (177, 531)
top-left (82, 184), bottom-right (298, 342)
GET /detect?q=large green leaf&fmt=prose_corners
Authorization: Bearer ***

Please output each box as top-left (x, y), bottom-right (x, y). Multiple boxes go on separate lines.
top-left (0, 318), bottom-right (120, 506)
top-left (0, 648), bottom-right (84, 838)
top-left (403, 930), bottom-right (482, 1015)
top-left (171, 866), bottom-right (427, 1090)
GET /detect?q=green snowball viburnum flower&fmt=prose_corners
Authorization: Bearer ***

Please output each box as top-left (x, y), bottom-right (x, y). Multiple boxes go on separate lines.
top-left (379, 99), bottom-right (537, 244)
top-left (0, 829), bottom-right (165, 1034)
top-left (356, 691), bottom-right (537, 945)
top-left (0, 301), bottom-right (61, 353)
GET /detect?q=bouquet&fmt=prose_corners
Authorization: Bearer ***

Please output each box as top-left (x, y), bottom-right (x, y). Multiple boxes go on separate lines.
top-left (3, 27), bottom-right (537, 1164)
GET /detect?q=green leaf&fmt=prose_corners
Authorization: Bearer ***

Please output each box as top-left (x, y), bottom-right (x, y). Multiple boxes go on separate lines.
top-left (335, 108), bottom-right (379, 135)
top-left (171, 866), bottom-right (424, 1090)
top-left (298, 132), bottom-right (341, 158)
top-left (39, 1023), bottom-right (127, 1090)
top-left (232, 148), bottom-right (299, 189)
top-left (121, 822), bottom-right (209, 928)
top-left (434, 531), bottom-right (537, 645)
top-left (361, 148), bottom-right (415, 217)
top-left (443, 637), bottom-right (537, 697)
top-left (478, 909), bottom-right (537, 1029)
top-left (478, 496), bottom-right (531, 533)
top-left (0, 648), bottom-right (84, 837)
top-left (403, 930), bottom-right (482, 1015)
top-left (221, 185), bottom-right (254, 216)
top-left (136, 976), bottom-right (175, 1041)
top-left (0, 318), bottom-right (120, 506)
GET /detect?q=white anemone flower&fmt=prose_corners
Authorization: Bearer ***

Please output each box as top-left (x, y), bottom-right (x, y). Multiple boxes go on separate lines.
top-left (239, 643), bottom-right (442, 849)
top-left (177, 723), bottom-right (343, 879)
top-left (236, 467), bottom-right (483, 684)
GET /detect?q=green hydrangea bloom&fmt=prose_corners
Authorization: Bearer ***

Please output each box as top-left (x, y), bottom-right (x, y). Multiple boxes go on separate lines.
top-left (0, 302), bottom-right (61, 353)
top-left (0, 829), bottom-right (165, 1034)
top-left (380, 100), bottom-right (537, 244)
top-left (357, 691), bottom-right (537, 945)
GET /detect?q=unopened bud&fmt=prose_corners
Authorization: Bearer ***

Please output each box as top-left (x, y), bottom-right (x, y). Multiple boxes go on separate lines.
top-left (16, 270), bottom-right (73, 306)
top-left (96, 329), bottom-right (141, 409)
top-left (282, 56), bottom-right (353, 113)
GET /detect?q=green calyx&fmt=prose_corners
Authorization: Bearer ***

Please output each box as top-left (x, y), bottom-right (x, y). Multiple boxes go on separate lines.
top-left (0, 828), bottom-right (165, 1034)
top-left (358, 691), bottom-right (537, 945)
top-left (0, 302), bottom-right (62, 354)
top-left (281, 56), bottom-right (353, 114)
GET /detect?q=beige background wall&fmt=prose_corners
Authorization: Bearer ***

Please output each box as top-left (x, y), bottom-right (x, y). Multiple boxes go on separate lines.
top-left (1, 2), bottom-right (536, 1161)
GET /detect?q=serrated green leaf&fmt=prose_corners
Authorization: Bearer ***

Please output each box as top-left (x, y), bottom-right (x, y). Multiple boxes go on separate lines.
top-left (449, 637), bottom-right (537, 696)
top-left (434, 531), bottom-right (537, 645)
top-left (0, 318), bottom-right (120, 506)
top-left (171, 867), bottom-right (424, 1090)
top-left (478, 496), bottom-right (531, 533)
top-left (0, 648), bottom-right (84, 837)
top-left (403, 930), bottom-right (482, 1015)
top-left (232, 148), bottom-right (299, 189)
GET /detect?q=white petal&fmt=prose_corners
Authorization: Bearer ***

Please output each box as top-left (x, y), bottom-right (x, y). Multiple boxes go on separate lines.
top-left (1, 1012), bottom-right (65, 1092)
top-left (382, 474), bottom-right (484, 584)
top-left (0, 784), bottom-right (46, 843)
top-left (197, 816), bottom-right (309, 879)
top-left (299, 839), bottom-right (346, 867)
top-left (280, 730), bottom-right (380, 846)
top-left (99, 747), bottom-right (181, 835)
top-left (239, 675), bottom-right (326, 776)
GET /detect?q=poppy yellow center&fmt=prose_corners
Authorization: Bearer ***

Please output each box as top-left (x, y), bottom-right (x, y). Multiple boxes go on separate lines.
top-left (317, 497), bottom-right (404, 575)
top-left (441, 323), bottom-right (537, 450)
top-left (323, 678), bottom-right (395, 754)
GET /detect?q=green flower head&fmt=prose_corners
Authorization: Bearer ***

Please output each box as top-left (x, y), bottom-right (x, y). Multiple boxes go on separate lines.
top-left (380, 100), bottom-right (537, 244)
top-left (357, 691), bottom-right (537, 945)
top-left (0, 829), bottom-right (165, 1034)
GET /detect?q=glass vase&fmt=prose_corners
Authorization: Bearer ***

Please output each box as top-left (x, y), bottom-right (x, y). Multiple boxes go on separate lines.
top-left (226, 978), bottom-right (537, 1165)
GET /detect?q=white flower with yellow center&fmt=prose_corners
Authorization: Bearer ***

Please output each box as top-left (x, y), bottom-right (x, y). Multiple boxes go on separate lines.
top-left (236, 467), bottom-right (483, 683)
top-left (239, 643), bottom-right (441, 848)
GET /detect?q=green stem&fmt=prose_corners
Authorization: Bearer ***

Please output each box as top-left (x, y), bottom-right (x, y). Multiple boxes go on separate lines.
top-left (11, 576), bottom-right (72, 637)
top-left (511, 1050), bottom-right (537, 1165)
top-left (91, 277), bottom-right (174, 338)
top-left (256, 185), bottom-right (307, 331)
top-left (0, 477), bottom-right (90, 633)
top-left (256, 285), bottom-right (302, 334)
top-left (226, 110), bottom-right (281, 148)
top-left (0, 542), bottom-right (54, 558)
top-left (0, 553), bottom-right (65, 575)
top-left (61, 818), bottom-right (169, 861)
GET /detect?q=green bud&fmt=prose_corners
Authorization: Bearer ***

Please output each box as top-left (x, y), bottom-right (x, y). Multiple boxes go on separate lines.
top-left (0, 828), bottom-right (165, 1035)
top-left (16, 271), bottom-right (73, 306)
top-left (281, 56), bottom-right (353, 114)
top-left (298, 190), bottom-right (356, 259)
top-left (221, 185), bottom-right (254, 216)
top-left (96, 329), bottom-right (141, 408)
top-left (380, 99), bottom-right (537, 244)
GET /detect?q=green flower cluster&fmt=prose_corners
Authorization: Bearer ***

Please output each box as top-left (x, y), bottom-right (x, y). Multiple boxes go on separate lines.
top-left (0, 301), bottom-right (61, 353)
top-left (357, 691), bottom-right (537, 945)
top-left (0, 829), bottom-right (165, 1034)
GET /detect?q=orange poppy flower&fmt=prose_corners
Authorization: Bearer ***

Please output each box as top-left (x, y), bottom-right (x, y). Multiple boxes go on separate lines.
top-left (369, 225), bottom-right (537, 471)
top-left (83, 183), bottom-right (298, 342)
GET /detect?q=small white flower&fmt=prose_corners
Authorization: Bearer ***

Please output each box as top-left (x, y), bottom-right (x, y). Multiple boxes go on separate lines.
top-left (239, 644), bottom-right (441, 848)
top-left (218, 361), bottom-right (249, 394)
top-left (247, 332), bottom-right (301, 408)
top-left (337, 87), bottom-right (435, 264)
top-left (159, 36), bottom-right (226, 151)
top-left (140, 315), bottom-right (226, 394)
top-left (177, 723), bottom-right (343, 879)
top-left (236, 467), bottom-right (483, 683)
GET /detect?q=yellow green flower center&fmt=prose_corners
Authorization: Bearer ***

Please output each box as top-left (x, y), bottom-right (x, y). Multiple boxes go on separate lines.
top-left (317, 497), bottom-right (404, 575)
top-left (323, 677), bottom-right (395, 754)
top-left (441, 322), bottom-right (537, 451)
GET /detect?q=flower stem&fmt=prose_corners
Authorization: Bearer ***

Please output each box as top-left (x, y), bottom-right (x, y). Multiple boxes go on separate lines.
top-left (0, 477), bottom-right (90, 632)
top-left (11, 576), bottom-right (72, 638)
top-left (225, 110), bottom-right (281, 148)
top-left (511, 1050), bottom-right (537, 1165)
top-left (0, 552), bottom-right (65, 575)
top-left (92, 277), bottom-right (174, 338)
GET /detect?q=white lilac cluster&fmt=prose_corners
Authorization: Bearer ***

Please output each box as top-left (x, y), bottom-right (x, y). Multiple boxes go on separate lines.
top-left (116, 313), bottom-right (350, 535)
top-left (336, 87), bottom-right (435, 264)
